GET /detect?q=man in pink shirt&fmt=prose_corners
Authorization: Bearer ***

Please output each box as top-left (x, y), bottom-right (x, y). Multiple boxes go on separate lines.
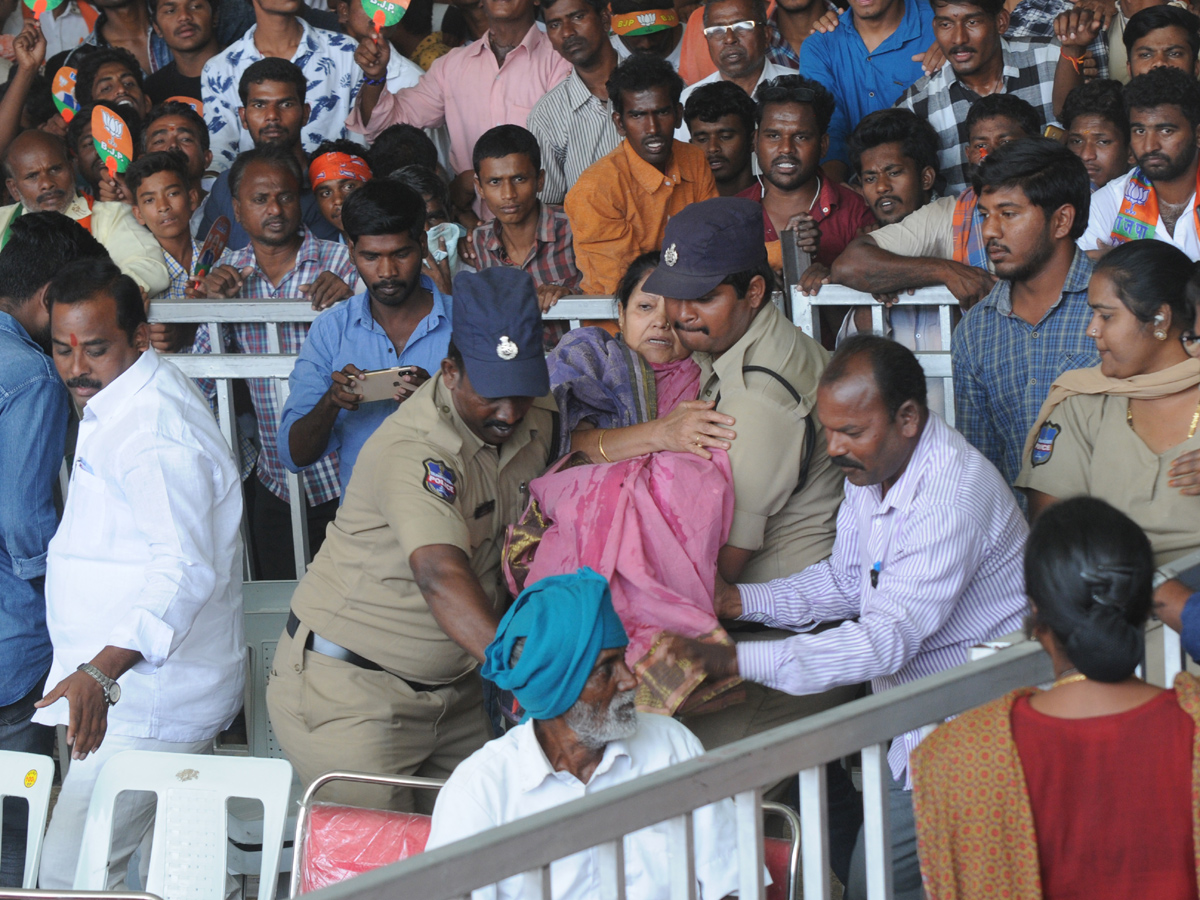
top-left (350, 0), bottom-right (571, 215)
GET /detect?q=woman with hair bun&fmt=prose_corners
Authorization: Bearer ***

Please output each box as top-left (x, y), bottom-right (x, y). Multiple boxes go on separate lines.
top-left (910, 497), bottom-right (1200, 900)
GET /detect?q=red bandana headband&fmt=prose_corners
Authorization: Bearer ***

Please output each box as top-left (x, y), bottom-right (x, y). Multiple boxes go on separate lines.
top-left (309, 152), bottom-right (372, 187)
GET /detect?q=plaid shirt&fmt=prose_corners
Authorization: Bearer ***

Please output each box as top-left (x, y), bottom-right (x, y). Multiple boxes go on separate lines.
top-left (155, 240), bottom-right (201, 301)
top-left (470, 203), bottom-right (583, 290)
top-left (895, 37), bottom-right (1060, 196)
top-left (1006, 0), bottom-right (1109, 77)
top-left (951, 248), bottom-right (1100, 487)
top-left (191, 230), bottom-right (357, 506)
top-left (764, 3), bottom-right (838, 69)
top-left (156, 240), bottom-right (260, 481)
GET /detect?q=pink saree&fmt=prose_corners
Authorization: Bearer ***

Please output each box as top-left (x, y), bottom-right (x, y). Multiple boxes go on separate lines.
top-left (506, 349), bottom-right (742, 715)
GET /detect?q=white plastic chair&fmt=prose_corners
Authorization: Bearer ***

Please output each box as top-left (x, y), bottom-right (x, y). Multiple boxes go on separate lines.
top-left (73, 751), bottom-right (293, 900)
top-left (0, 751), bottom-right (55, 888)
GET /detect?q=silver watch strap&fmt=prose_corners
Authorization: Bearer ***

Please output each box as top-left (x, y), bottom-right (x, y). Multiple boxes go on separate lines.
top-left (77, 663), bottom-right (117, 702)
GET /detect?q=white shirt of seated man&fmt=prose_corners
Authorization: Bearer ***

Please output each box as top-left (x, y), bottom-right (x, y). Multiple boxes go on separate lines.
top-left (426, 570), bottom-right (746, 900)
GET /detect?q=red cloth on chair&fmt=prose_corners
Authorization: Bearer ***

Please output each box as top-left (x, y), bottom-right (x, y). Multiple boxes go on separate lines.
top-left (1011, 691), bottom-right (1198, 900)
top-left (764, 836), bottom-right (793, 900)
top-left (300, 804), bottom-right (432, 893)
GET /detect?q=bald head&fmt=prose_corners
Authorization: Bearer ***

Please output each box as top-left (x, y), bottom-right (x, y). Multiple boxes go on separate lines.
top-left (817, 335), bottom-right (928, 492)
top-left (4, 132), bottom-right (75, 213)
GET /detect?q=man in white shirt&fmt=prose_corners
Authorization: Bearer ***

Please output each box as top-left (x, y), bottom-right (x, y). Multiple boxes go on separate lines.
top-left (0, 131), bottom-right (170, 296)
top-left (33, 257), bottom-right (245, 891)
top-left (1079, 67), bottom-right (1200, 260)
top-left (427, 568), bottom-right (744, 900)
top-left (660, 335), bottom-right (1027, 900)
top-left (676, 0), bottom-right (791, 139)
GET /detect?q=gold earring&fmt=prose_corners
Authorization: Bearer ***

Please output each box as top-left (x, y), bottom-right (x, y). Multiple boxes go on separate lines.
top-left (1155, 330), bottom-right (1168, 341)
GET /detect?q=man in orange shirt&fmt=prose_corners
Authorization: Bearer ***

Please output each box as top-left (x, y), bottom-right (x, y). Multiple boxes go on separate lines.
top-left (565, 56), bottom-right (718, 294)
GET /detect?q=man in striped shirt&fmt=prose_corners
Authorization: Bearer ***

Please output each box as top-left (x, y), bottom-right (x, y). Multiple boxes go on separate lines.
top-left (527, 0), bottom-right (622, 206)
top-left (660, 336), bottom-right (1027, 900)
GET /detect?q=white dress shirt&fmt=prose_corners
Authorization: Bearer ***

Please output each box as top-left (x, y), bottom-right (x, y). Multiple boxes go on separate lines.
top-left (676, 59), bottom-right (792, 140)
top-left (735, 413), bottom-right (1028, 786)
top-left (35, 349), bottom-right (245, 743)
top-left (427, 712), bottom-right (745, 900)
top-left (1079, 167), bottom-right (1200, 260)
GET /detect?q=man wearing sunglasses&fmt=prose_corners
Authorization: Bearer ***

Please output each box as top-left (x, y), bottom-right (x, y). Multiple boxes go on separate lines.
top-left (676, 0), bottom-right (793, 140)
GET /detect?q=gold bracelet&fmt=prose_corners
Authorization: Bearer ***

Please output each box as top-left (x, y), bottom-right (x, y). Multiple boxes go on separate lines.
top-left (597, 428), bottom-right (613, 463)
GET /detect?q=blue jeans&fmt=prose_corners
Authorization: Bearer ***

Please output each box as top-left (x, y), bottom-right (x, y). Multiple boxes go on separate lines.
top-left (0, 669), bottom-right (54, 887)
top-left (844, 772), bottom-right (924, 900)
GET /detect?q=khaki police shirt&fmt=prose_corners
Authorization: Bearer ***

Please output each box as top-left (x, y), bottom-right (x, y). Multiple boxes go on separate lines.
top-left (694, 302), bottom-right (845, 583)
top-left (1015, 392), bottom-right (1200, 567)
top-left (290, 376), bottom-right (557, 683)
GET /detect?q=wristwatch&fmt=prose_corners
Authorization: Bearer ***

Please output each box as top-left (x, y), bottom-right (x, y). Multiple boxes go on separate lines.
top-left (77, 663), bottom-right (121, 706)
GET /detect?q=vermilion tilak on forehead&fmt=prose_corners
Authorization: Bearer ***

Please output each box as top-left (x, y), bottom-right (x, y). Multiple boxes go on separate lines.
top-left (69, 334), bottom-right (78, 346)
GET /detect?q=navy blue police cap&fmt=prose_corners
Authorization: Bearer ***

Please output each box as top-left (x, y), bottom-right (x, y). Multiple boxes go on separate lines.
top-left (642, 197), bottom-right (768, 300)
top-left (450, 267), bottom-right (549, 399)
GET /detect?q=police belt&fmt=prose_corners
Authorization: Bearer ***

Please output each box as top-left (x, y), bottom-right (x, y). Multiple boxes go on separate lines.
top-left (286, 611), bottom-right (441, 693)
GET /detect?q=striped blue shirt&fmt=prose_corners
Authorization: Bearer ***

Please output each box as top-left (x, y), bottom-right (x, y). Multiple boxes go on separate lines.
top-left (951, 248), bottom-right (1100, 486)
top-left (736, 413), bottom-right (1028, 786)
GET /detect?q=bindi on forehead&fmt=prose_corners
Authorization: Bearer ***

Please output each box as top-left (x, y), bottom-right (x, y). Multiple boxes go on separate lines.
top-left (69, 333), bottom-right (78, 347)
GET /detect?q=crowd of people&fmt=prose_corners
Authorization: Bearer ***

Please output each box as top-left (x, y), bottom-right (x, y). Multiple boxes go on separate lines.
top-left (2, 0), bottom-right (1200, 893)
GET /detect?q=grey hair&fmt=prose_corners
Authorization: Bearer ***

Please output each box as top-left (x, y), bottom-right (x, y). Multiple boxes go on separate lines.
top-left (509, 636), bottom-right (526, 668)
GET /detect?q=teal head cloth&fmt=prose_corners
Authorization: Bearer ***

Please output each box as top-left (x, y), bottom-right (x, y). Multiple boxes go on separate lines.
top-left (483, 567), bottom-right (628, 721)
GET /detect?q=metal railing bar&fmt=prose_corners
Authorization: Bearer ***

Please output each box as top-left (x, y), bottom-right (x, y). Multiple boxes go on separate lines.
top-left (149, 297), bottom-right (622, 325)
top-left (799, 765), bottom-right (830, 900)
top-left (597, 840), bottom-right (627, 900)
top-left (165, 354), bottom-right (299, 378)
top-left (861, 742), bottom-right (893, 900)
top-left (151, 299), bottom-right (324, 323)
top-left (666, 812), bottom-right (697, 900)
top-left (302, 643), bottom-right (1051, 900)
top-left (735, 788), bottom-right (765, 900)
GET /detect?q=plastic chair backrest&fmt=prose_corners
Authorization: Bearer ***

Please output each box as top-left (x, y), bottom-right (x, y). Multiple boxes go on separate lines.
top-left (0, 751), bottom-right (55, 888)
top-left (73, 751), bottom-right (293, 900)
top-left (299, 804), bottom-right (431, 893)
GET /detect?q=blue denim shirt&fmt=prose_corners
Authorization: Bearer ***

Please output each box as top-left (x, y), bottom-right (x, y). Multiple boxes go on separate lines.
top-left (1181, 593), bottom-right (1200, 663)
top-left (0, 312), bottom-right (69, 706)
top-left (278, 280), bottom-right (453, 497)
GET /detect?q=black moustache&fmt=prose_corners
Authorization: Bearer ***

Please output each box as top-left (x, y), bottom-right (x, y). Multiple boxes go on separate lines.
top-left (831, 456), bottom-right (864, 470)
top-left (66, 376), bottom-right (102, 390)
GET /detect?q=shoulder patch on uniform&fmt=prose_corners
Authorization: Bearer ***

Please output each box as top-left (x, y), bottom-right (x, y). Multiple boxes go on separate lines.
top-left (1030, 421), bottom-right (1060, 467)
top-left (423, 458), bottom-right (457, 502)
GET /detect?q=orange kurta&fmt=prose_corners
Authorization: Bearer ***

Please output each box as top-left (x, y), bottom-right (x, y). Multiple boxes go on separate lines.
top-left (565, 139), bottom-right (717, 295)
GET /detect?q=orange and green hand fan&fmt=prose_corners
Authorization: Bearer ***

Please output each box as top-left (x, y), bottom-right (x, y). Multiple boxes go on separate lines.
top-left (91, 105), bottom-right (134, 178)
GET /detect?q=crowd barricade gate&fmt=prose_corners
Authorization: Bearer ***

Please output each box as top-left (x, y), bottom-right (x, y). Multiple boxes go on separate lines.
top-left (294, 641), bottom-right (1055, 900)
top-left (789, 285), bottom-right (960, 428)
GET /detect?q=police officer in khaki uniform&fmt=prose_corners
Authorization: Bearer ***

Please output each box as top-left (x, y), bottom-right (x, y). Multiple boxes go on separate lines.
top-left (643, 197), bottom-right (858, 750)
top-left (266, 267), bottom-right (558, 811)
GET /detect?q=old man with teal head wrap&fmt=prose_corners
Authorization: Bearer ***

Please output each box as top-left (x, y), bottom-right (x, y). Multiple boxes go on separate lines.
top-left (484, 567), bottom-right (629, 721)
top-left (428, 569), bottom-right (751, 900)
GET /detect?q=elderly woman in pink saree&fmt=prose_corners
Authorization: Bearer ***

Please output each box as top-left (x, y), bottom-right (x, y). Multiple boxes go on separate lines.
top-left (505, 254), bottom-right (744, 715)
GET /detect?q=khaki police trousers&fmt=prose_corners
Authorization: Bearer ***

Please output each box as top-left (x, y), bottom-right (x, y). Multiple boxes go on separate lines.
top-left (266, 626), bottom-right (492, 813)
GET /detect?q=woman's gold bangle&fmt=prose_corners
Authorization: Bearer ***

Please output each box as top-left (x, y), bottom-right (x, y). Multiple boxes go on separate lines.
top-left (597, 428), bottom-right (613, 463)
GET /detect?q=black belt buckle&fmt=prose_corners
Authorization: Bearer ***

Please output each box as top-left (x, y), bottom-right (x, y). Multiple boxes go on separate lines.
top-left (286, 610), bottom-right (440, 692)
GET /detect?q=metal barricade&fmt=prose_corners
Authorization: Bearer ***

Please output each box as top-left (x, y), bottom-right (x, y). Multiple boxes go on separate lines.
top-left (790, 285), bottom-right (959, 427)
top-left (293, 641), bottom-right (1053, 900)
top-left (147, 297), bottom-right (620, 580)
